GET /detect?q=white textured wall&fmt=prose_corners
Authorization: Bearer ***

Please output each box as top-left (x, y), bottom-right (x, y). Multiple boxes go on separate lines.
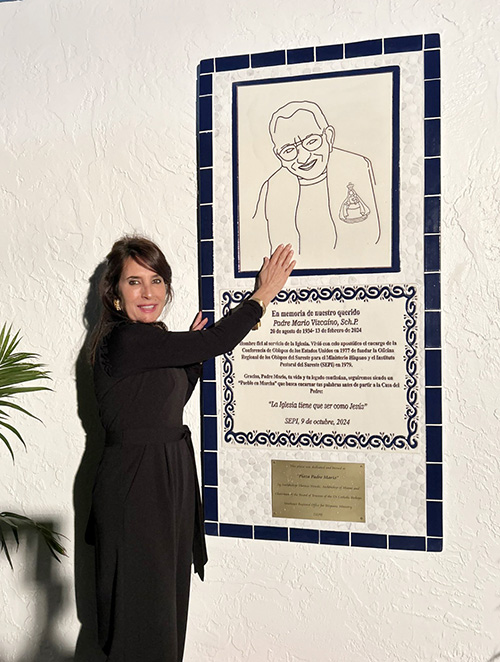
top-left (0, 1), bottom-right (499, 660)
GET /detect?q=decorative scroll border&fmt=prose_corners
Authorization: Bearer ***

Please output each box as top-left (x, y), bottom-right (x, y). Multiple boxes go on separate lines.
top-left (221, 285), bottom-right (418, 449)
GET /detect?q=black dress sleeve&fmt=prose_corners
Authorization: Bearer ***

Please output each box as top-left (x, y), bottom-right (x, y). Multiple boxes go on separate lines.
top-left (105, 299), bottom-right (262, 378)
top-left (184, 363), bottom-right (202, 403)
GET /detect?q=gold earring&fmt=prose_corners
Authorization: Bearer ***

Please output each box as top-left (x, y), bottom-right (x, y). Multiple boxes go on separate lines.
top-left (113, 299), bottom-right (121, 311)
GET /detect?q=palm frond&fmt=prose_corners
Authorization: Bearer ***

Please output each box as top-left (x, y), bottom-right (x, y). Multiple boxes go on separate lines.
top-left (0, 324), bottom-right (51, 460)
top-left (0, 511), bottom-right (68, 569)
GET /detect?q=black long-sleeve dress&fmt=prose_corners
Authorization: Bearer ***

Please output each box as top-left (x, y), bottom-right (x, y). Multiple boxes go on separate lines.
top-left (89, 299), bottom-right (262, 662)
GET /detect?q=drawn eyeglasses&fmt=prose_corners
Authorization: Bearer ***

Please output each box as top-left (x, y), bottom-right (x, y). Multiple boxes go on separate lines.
top-left (276, 132), bottom-right (325, 162)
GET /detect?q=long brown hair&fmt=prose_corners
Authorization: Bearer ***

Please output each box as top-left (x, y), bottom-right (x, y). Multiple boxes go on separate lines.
top-left (89, 235), bottom-right (173, 363)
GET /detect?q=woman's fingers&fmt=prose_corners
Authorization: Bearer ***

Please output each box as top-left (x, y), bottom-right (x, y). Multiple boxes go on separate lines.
top-left (190, 311), bottom-right (209, 331)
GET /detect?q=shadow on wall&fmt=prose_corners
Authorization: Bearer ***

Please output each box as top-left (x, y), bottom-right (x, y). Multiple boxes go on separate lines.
top-left (0, 521), bottom-right (73, 662)
top-left (72, 263), bottom-right (107, 662)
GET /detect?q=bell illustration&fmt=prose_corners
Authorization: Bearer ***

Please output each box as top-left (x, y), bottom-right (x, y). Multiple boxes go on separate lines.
top-left (339, 182), bottom-right (370, 223)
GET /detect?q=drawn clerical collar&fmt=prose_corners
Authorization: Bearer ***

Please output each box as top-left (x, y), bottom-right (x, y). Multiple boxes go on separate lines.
top-left (298, 171), bottom-right (328, 186)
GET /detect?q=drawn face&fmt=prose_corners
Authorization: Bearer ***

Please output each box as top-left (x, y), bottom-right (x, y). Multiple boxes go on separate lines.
top-left (118, 257), bottom-right (167, 323)
top-left (272, 110), bottom-right (334, 181)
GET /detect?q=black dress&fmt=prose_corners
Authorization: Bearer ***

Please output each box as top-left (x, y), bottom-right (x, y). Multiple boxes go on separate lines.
top-left (89, 299), bottom-right (262, 661)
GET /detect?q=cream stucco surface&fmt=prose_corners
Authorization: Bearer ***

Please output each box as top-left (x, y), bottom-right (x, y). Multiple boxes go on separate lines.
top-left (0, 0), bottom-right (499, 660)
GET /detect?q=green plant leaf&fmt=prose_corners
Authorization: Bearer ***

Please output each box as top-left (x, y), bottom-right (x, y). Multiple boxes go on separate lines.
top-left (0, 512), bottom-right (68, 567)
top-left (0, 431), bottom-right (15, 461)
top-left (0, 325), bottom-right (51, 460)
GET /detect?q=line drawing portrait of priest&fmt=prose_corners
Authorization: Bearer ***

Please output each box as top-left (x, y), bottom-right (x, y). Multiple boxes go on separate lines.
top-left (247, 100), bottom-right (381, 271)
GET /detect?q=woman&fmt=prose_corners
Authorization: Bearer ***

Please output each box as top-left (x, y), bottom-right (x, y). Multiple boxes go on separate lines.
top-left (88, 235), bottom-right (294, 661)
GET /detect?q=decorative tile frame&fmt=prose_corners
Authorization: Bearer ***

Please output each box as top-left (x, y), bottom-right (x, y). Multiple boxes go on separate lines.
top-left (197, 34), bottom-right (442, 552)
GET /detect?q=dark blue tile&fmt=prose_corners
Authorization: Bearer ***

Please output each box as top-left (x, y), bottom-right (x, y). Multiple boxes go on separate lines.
top-left (198, 132), bottom-right (213, 168)
top-left (200, 240), bottom-right (214, 276)
top-left (389, 535), bottom-right (426, 551)
top-left (202, 379), bottom-right (216, 415)
top-left (205, 521), bottom-right (218, 536)
top-left (425, 80), bottom-right (440, 117)
top-left (220, 523), bottom-right (253, 538)
top-left (316, 44), bottom-right (343, 61)
top-left (425, 349), bottom-right (442, 386)
top-left (198, 74), bottom-right (213, 96)
top-left (384, 35), bottom-right (423, 53)
top-left (426, 501), bottom-right (443, 537)
top-left (200, 276), bottom-right (214, 311)
top-left (202, 311), bottom-right (214, 327)
top-left (427, 537), bottom-right (443, 552)
top-left (199, 168), bottom-right (213, 204)
top-left (425, 312), bottom-right (441, 348)
top-left (199, 59), bottom-right (214, 74)
top-left (425, 273), bottom-right (441, 310)
top-left (254, 526), bottom-right (288, 541)
top-left (425, 119), bottom-right (440, 157)
top-left (425, 34), bottom-right (440, 49)
top-left (425, 49), bottom-right (441, 80)
top-left (426, 425), bottom-right (442, 462)
top-left (202, 415), bottom-right (217, 450)
top-left (425, 158), bottom-right (441, 196)
top-left (204, 486), bottom-right (218, 521)
top-left (203, 357), bottom-right (216, 381)
top-left (251, 50), bottom-right (286, 68)
top-left (203, 451), bottom-right (218, 486)
top-left (198, 95), bottom-right (212, 132)
top-left (352, 533), bottom-right (387, 549)
top-left (425, 387), bottom-right (442, 425)
top-left (287, 47), bottom-right (314, 64)
top-left (320, 530), bottom-right (350, 546)
top-left (290, 528), bottom-right (320, 544)
top-left (426, 463), bottom-right (442, 500)
top-left (199, 204), bottom-right (213, 240)
top-left (424, 196), bottom-right (440, 234)
top-left (215, 54), bottom-right (250, 72)
top-left (424, 235), bottom-right (440, 272)
top-left (345, 39), bottom-right (382, 58)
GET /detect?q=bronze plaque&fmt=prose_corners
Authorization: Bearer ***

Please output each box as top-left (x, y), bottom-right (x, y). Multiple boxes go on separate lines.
top-left (272, 460), bottom-right (365, 523)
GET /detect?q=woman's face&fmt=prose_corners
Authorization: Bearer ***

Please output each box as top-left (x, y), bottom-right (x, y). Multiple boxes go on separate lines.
top-left (117, 257), bottom-right (167, 323)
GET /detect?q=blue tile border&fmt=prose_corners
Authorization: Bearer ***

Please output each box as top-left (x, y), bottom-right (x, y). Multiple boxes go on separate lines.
top-left (425, 349), bottom-right (442, 386)
top-left (287, 47), bottom-right (315, 64)
top-left (345, 39), bottom-right (383, 58)
top-left (320, 530), bottom-right (350, 547)
top-left (425, 311), bottom-right (441, 348)
top-left (251, 50), bottom-right (286, 68)
top-left (254, 526), bottom-right (289, 542)
top-left (316, 44), bottom-right (343, 61)
top-left (427, 501), bottom-right (443, 538)
top-left (198, 74), bottom-right (213, 96)
top-left (201, 380), bottom-right (216, 416)
top-left (198, 132), bottom-right (213, 168)
top-left (197, 34), bottom-right (443, 553)
top-left (384, 35), bottom-right (422, 53)
top-left (424, 196), bottom-right (440, 234)
top-left (389, 535), bottom-right (426, 551)
top-left (199, 205), bottom-right (213, 240)
top-left (216, 54), bottom-right (249, 72)
top-left (203, 451), bottom-right (218, 486)
top-left (220, 523), bottom-right (253, 538)
top-left (426, 425), bottom-right (442, 463)
top-left (424, 235), bottom-right (440, 272)
top-left (352, 533), bottom-right (387, 549)
top-left (202, 415), bottom-right (217, 450)
top-left (290, 528), bottom-right (320, 544)
top-left (425, 34), bottom-right (440, 49)
top-left (198, 96), bottom-right (213, 132)
top-left (425, 80), bottom-right (441, 118)
top-left (205, 521), bottom-right (219, 536)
